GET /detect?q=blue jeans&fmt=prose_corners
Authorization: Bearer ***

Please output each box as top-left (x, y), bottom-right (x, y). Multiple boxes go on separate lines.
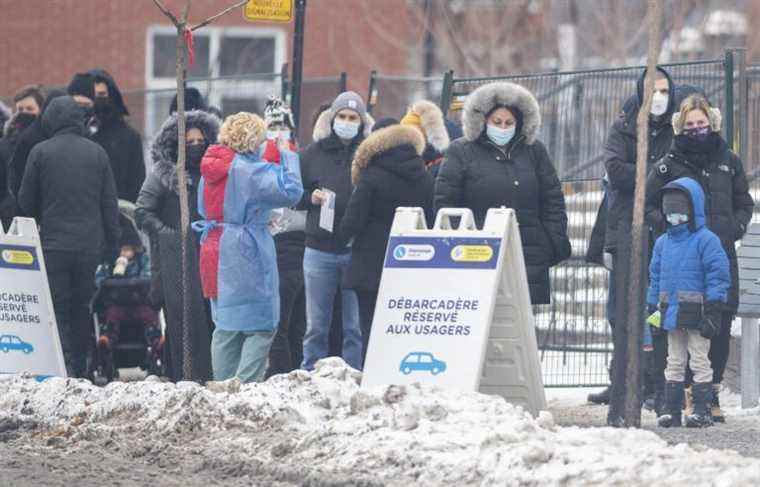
top-left (301, 247), bottom-right (362, 370)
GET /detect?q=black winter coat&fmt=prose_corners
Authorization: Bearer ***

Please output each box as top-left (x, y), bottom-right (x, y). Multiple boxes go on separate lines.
top-left (340, 126), bottom-right (435, 292)
top-left (92, 119), bottom-right (145, 202)
top-left (603, 67), bottom-right (676, 252)
top-left (135, 110), bottom-right (219, 382)
top-left (17, 97), bottom-right (120, 257)
top-left (297, 133), bottom-right (363, 254)
top-left (435, 135), bottom-right (571, 304)
top-left (645, 134), bottom-right (754, 313)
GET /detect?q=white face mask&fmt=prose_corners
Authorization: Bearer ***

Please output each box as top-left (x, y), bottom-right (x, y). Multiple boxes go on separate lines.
top-left (666, 213), bottom-right (689, 226)
top-left (650, 91), bottom-right (669, 116)
top-left (333, 120), bottom-right (360, 140)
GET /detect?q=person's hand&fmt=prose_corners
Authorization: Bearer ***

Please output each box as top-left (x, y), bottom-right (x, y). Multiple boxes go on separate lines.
top-left (311, 189), bottom-right (325, 205)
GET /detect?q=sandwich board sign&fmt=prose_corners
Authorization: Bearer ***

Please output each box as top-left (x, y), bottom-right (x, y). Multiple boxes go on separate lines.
top-left (0, 217), bottom-right (66, 379)
top-left (362, 207), bottom-right (546, 416)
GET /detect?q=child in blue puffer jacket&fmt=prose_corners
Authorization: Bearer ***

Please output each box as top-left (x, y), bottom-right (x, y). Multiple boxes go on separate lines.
top-left (647, 177), bottom-right (730, 428)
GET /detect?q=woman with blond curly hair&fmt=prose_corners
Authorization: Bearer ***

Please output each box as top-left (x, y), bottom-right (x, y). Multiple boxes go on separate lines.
top-left (195, 112), bottom-right (303, 383)
top-left (645, 94), bottom-right (754, 424)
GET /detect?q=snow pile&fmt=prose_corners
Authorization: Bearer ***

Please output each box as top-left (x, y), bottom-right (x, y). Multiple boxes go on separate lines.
top-left (2, 358), bottom-right (759, 486)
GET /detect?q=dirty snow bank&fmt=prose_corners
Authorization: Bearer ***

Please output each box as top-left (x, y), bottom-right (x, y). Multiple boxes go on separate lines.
top-left (1, 358), bottom-right (758, 486)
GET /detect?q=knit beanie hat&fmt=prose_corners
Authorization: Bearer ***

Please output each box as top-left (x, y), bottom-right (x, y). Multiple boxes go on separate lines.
top-left (330, 91), bottom-right (366, 119)
top-left (67, 73), bottom-right (95, 100)
top-left (264, 96), bottom-right (295, 129)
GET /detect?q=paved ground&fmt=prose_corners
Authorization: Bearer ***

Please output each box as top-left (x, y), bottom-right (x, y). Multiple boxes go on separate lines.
top-left (547, 388), bottom-right (760, 459)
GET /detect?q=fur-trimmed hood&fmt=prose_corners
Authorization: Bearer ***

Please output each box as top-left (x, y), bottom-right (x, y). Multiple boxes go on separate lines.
top-left (406, 100), bottom-right (450, 152)
top-left (672, 106), bottom-right (722, 135)
top-left (351, 125), bottom-right (425, 185)
top-left (151, 109), bottom-right (221, 192)
top-left (462, 82), bottom-right (541, 144)
top-left (312, 107), bottom-right (375, 142)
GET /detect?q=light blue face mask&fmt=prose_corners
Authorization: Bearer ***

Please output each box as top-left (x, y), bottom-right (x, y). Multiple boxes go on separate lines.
top-left (486, 124), bottom-right (516, 146)
top-left (333, 120), bottom-right (360, 140)
top-left (666, 213), bottom-right (689, 225)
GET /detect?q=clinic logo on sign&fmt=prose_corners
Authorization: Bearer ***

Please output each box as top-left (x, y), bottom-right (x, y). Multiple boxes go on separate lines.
top-left (451, 245), bottom-right (493, 263)
top-left (2, 249), bottom-right (34, 265)
top-left (393, 244), bottom-right (435, 261)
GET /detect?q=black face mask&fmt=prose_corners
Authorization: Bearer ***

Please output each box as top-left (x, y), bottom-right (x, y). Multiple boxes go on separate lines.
top-left (94, 97), bottom-right (117, 122)
top-left (186, 144), bottom-right (207, 168)
top-left (12, 112), bottom-right (37, 132)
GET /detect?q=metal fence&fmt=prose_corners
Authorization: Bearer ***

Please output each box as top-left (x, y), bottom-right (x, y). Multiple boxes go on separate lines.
top-left (441, 60), bottom-right (730, 181)
top-left (433, 53), bottom-right (743, 387)
top-left (366, 72), bottom-right (445, 120)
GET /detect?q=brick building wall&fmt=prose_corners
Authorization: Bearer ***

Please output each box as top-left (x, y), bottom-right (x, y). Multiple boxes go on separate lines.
top-left (0, 0), bottom-right (417, 98)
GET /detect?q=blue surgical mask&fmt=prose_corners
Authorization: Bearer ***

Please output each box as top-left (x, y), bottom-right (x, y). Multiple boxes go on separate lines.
top-left (486, 124), bottom-right (516, 146)
top-left (333, 120), bottom-right (360, 140)
top-left (666, 213), bottom-right (689, 226)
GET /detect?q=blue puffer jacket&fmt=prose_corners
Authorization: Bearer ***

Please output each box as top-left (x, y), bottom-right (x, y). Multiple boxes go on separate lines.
top-left (647, 177), bottom-right (730, 331)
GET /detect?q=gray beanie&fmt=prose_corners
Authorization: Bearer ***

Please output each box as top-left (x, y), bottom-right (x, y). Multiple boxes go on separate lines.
top-left (331, 91), bottom-right (366, 119)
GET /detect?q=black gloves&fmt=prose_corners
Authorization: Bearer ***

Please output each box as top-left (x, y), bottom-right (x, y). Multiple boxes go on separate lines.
top-left (700, 301), bottom-right (723, 339)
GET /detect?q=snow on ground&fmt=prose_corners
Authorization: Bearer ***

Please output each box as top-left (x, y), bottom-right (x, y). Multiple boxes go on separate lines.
top-left (1, 358), bottom-right (759, 486)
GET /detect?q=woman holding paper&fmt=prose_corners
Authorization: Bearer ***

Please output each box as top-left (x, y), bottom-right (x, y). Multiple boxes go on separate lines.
top-left (297, 91), bottom-right (374, 370)
top-left (340, 122), bottom-right (435, 366)
top-left (434, 81), bottom-right (571, 305)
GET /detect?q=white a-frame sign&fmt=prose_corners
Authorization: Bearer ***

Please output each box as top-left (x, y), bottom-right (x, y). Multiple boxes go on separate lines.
top-left (362, 207), bottom-right (546, 416)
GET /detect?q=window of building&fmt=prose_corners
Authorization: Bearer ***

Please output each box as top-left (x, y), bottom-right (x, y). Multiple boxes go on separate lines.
top-left (144, 25), bottom-right (286, 163)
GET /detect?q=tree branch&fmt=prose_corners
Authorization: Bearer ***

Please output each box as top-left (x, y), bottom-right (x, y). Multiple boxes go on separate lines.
top-left (191, 0), bottom-right (249, 31)
top-left (152, 0), bottom-right (180, 26)
top-left (182, 0), bottom-right (192, 23)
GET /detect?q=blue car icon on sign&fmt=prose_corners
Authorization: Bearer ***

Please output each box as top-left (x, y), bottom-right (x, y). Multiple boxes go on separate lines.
top-left (400, 352), bottom-right (446, 375)
top-left (0, 334), bottom-right (34, 354)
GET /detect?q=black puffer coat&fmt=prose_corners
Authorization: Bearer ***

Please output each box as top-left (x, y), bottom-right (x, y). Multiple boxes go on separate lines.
top-left (603, 67), bottom-right (676, 252)
top-left (435, 82), bottom-right (571, 304)
top-left (645, 131), bottom-right (754, 313)
top-left (135, 110), bottom-right (220, 382)
top-left (339, 125), bottom-right (435, 292)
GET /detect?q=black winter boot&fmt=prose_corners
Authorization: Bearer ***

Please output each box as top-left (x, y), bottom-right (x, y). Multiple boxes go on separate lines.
top-left (711, 384), bottom-right (726, 423)
top-left (686, 382), bottom-right (714, 428)
top-left (657, 381), bottom-right (684, 428)
top-left (589, 360), bottom-right (613, 405)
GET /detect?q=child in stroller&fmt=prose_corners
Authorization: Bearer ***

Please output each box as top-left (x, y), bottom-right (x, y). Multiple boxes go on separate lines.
top-left (90, 204), bottom-right (163, 383)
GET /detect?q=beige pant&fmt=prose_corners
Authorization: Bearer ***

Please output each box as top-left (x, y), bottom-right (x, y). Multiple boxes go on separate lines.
top-left (665, 328), bottom-right (713, 383)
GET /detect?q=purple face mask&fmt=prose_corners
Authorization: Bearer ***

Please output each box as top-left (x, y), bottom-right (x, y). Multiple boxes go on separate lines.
top-left (683, 125), bottom-right (711, 141)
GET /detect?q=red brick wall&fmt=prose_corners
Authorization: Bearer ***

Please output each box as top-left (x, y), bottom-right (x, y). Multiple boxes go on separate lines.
top-left (0, 0), bottom-right (417, 98)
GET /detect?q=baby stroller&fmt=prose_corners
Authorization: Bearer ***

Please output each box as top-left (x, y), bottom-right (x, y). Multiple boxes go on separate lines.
top-left (87, 200), bottom-right (165, 385)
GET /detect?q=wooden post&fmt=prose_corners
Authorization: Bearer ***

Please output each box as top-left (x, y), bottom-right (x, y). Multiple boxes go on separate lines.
top-left (741, 317), bottom-right (760, 408)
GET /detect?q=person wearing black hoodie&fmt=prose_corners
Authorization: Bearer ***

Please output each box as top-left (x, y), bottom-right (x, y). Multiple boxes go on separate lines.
top-left (339, 124), bottom-right (435, 366)
top-left (602, 66), bottom-right (677, 427)
top-left (17, 96), bottom-right (120, 378)
top-left (645, 95), bottom-right (754, 423)
top-left (89, 69), bottom-right (145, 203)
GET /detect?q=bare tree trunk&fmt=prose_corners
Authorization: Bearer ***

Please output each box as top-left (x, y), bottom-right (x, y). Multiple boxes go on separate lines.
top-left (175, 21), bottom-right (192, 381)
top-left (624, 0), bottom-right (663, 427)
top-left (151, 0), bottom-right (253, 381)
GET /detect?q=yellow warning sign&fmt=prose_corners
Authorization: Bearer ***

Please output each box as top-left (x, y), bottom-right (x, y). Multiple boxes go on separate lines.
top-left (244, 0), bottom-right (294, 23)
